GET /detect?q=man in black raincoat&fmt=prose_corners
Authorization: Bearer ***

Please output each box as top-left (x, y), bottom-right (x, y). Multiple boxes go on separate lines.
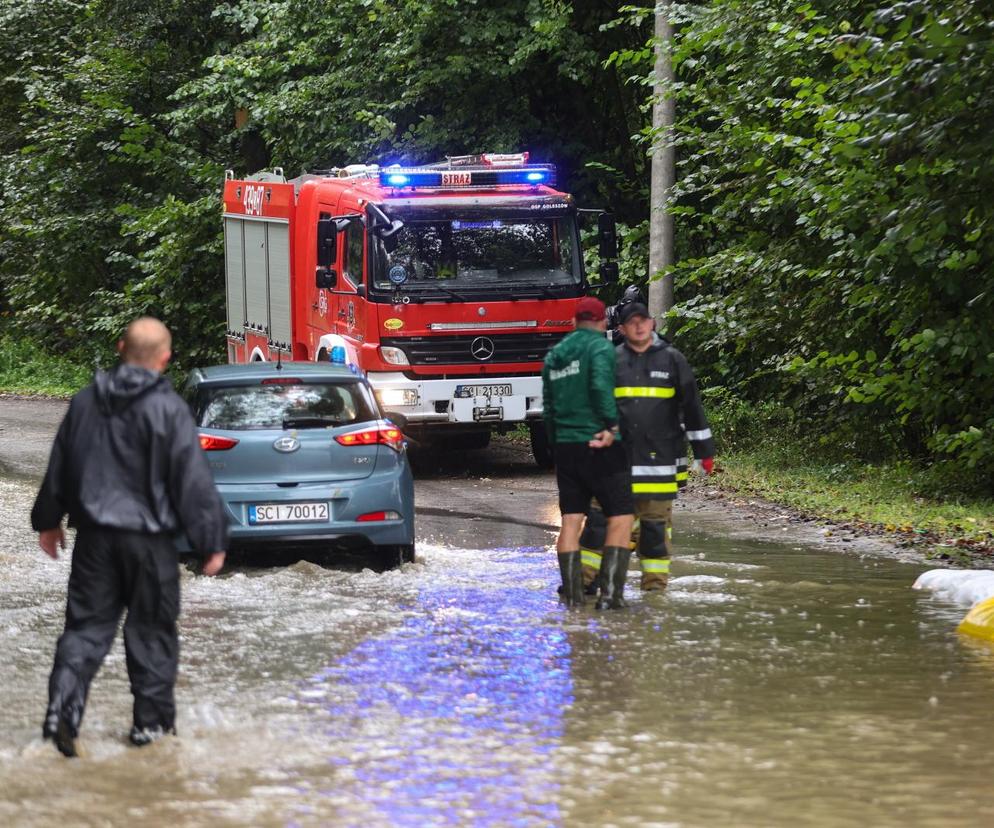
top-left (32, 317), bottom-right (228, 757)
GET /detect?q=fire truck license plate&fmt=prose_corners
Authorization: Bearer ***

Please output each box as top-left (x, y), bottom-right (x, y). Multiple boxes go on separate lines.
top-left (455, 384), bottom-right (512, 399)
top-left (249, 502), bottom-right (330, 524)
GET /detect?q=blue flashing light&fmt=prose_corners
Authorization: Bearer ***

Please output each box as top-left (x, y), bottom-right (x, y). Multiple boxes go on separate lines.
top-left (380, 170), bottom-right (443, 188)
top-left (379, 164), bottom-right (556, 190)
top-left (452, 220), bottom-right (503, 230)
top-left (330, 345), bottom-right (346, 364)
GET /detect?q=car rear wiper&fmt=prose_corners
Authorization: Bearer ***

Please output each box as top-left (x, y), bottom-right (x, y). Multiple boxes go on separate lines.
top-left (282, 416), bottom-right (346, 429)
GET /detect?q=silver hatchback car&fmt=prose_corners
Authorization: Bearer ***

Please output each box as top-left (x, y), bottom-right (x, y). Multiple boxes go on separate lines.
top-left (183, 362), bottom-right (415, 567)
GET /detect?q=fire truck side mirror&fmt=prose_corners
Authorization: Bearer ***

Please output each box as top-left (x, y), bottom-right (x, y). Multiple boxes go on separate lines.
top-left (598, 213), bottom-right (619, 260)
top-left (317, 219), bottom-right (338, 267)
top-left (316, 267), bottom-right (338, 289)
top-left (600, 261), bottom-right (619, 283)
top-left (367, 203), bottom-right (404, 253)
top-left (378, 220), bottom-right (404, 254)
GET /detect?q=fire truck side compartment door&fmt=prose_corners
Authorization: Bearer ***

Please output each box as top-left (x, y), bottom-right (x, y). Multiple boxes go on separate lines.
top-left (224, 217), bottom-right (246, 332)
top-left (267, 222), bottom-right (291, 348)
top-left (244, 221), bottom-right (269, 334)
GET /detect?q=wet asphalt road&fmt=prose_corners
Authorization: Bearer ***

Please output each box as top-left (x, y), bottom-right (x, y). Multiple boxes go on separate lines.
top-left (3, 397), bottom-right (994, 827)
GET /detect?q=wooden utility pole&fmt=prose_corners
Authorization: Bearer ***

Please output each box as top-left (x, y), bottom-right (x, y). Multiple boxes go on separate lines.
top-left (648, 1), bottom-right (675, 319)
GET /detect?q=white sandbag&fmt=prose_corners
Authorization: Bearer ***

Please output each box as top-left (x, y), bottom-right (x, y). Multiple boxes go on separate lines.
top-left (913, 569), bottom-right (994, 607)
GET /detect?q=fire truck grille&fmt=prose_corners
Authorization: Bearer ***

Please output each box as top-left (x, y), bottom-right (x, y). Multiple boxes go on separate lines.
top-left (381, 333), bottom-right (566, 365)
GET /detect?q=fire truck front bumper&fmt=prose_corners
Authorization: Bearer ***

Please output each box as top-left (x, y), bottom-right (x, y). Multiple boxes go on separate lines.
top-left (366, 373), bottom-right (544, 426)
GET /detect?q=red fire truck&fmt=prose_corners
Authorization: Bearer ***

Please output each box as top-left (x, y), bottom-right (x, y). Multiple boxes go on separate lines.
top-left (221, 152), bottom-right (618, 464)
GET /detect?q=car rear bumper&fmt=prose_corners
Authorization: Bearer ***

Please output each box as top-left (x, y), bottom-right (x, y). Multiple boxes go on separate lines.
top-left (212, 465), bottom-right (414, 549)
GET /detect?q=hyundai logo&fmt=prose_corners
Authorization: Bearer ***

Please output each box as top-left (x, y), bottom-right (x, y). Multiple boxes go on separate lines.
top-left (273, 436), bottom-right (300, 453)
top-left (470, 336), bottom-right (495, 361)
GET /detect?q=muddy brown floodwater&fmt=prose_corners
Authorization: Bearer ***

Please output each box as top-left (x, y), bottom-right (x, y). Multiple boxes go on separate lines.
top-left (2, 399), bottom-right (994, 827)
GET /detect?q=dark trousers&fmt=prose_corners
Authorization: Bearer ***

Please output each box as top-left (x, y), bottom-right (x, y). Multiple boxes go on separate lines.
top-left (44, 528), bottom-right (180, 737)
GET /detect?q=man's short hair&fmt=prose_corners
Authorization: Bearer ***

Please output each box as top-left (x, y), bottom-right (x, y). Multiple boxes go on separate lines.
top-left (120, 317), bottom-right (172, 366)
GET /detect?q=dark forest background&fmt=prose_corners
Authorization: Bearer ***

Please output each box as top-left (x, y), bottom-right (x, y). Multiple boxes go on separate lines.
top-left (2, 0), bottom-right (992, 485)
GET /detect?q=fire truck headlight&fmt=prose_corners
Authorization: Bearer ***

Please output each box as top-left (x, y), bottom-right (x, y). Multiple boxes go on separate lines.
top-left (376, 388), bottom-right (419, 407)
top-left (379, 346), bottom-right (410, 366)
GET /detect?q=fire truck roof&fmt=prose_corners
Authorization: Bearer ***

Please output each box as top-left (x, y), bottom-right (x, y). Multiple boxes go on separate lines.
top-left (288, 152), bottom-right (562, 200)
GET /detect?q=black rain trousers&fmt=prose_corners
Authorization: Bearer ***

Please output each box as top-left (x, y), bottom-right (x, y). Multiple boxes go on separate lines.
top-left (43, 528), bottom-right (180, 737)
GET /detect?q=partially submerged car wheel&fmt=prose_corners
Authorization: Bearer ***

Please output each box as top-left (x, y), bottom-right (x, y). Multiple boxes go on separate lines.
top-left (376, 543), bottom-right (416, 569)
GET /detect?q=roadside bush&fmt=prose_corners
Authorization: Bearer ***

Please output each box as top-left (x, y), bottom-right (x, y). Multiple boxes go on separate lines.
top-left (702, 387), bottom-right (795, 455)
top-left (0, 333), bottom-right (91, 396)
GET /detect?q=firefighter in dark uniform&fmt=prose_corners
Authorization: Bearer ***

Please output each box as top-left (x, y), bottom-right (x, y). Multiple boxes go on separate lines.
top-left (32, 317), bottom-right (228, 757)
top-left (580, 302), bottom-right (715, 591)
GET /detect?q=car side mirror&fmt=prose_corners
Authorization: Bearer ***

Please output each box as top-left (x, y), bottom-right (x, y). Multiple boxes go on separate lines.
top-left (316, 267), bottom-right (338, 289)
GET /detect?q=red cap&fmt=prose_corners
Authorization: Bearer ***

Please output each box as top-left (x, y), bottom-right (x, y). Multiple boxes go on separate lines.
top-left (575, 296), bottom-right (606, 322)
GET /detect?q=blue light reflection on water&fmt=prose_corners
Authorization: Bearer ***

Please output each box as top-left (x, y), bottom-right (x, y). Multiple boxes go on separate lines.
top-left (295, 546), bottom-right (573, 826)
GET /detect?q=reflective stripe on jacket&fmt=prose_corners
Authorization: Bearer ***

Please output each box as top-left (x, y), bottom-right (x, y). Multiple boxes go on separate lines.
top-left (615, 334), bottom-right (715, 500)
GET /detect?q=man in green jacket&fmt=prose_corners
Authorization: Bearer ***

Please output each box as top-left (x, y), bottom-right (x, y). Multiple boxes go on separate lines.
top-left (541, 296), bottom-right (634, 608)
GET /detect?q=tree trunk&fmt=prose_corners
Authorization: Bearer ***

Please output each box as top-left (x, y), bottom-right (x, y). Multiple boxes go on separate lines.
top-left (648, 2), bottom-right (675, 320)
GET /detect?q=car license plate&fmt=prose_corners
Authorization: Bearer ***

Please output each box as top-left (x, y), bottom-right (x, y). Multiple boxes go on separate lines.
top-left (454, 383), bottom-right (512, 399)
top-left (248, 502), bottom-right (330, 524)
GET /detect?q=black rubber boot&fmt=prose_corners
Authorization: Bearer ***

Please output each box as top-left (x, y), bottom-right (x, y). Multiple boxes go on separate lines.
top-left (557, 551), bottom-right (585, 607)
top-left (129, 724), bottom-right (177, 747)
top-left (595, 546), bottom-right (632, 609)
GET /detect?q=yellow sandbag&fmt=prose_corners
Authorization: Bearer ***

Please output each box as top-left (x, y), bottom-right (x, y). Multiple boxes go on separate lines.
top-left (957, 596), bottom-right (994, 642)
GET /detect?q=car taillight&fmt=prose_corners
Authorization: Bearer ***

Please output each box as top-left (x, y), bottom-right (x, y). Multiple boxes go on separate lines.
top-left (199, 434), bottom-right (239, 451)
top-left (335, 426), bottom-right (404, 452)
top-left (357, 510), bottom-right (402, 522)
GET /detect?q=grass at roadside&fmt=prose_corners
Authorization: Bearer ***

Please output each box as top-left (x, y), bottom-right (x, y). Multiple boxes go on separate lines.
top-left (706, 447), bottom-right (994, 566)
top-left (0, 335), bottom-right (91, 397)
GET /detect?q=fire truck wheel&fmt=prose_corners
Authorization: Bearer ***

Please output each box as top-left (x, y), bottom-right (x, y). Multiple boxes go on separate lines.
top-left (529, 422), bottom-right (555, 470)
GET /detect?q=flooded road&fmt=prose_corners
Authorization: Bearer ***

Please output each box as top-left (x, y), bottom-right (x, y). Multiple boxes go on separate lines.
top-left (3, 400), bottom-right (994, 826)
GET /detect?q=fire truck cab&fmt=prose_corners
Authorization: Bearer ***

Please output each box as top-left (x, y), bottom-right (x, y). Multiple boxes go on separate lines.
top-left (221, 153), bottom-right (618, 464)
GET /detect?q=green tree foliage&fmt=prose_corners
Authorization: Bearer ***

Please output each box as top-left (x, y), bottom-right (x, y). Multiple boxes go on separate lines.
top-left (0, 0), bottom-right (235, 368)
top-left (613, 0), bottom-right (994, 476)
top-left (3, 0), bottom-right (992, 484)
top-left (0, 0), bottom-right (646, 371)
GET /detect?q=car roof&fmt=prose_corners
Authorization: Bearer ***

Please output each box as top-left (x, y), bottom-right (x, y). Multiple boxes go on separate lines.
top-left (188, 362), bottom-right (360, 386)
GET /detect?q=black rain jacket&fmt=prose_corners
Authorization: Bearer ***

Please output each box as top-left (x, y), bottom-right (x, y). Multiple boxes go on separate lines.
top-left (615, 334), bottom-right (716, 500)
top-left (31, 364), bottom-right (228, 555)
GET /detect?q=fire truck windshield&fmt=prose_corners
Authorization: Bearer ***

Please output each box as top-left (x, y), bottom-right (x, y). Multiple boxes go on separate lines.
top-left (371, 214), bottom-right (582, 298)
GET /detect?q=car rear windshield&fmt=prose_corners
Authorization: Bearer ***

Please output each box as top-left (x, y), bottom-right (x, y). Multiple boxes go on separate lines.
top-left (191, 381), bottom-right (377, 430)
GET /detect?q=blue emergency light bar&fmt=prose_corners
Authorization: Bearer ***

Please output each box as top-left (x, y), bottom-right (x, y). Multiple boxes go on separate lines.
top-left (380, 164), bottom-right (556, 190)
